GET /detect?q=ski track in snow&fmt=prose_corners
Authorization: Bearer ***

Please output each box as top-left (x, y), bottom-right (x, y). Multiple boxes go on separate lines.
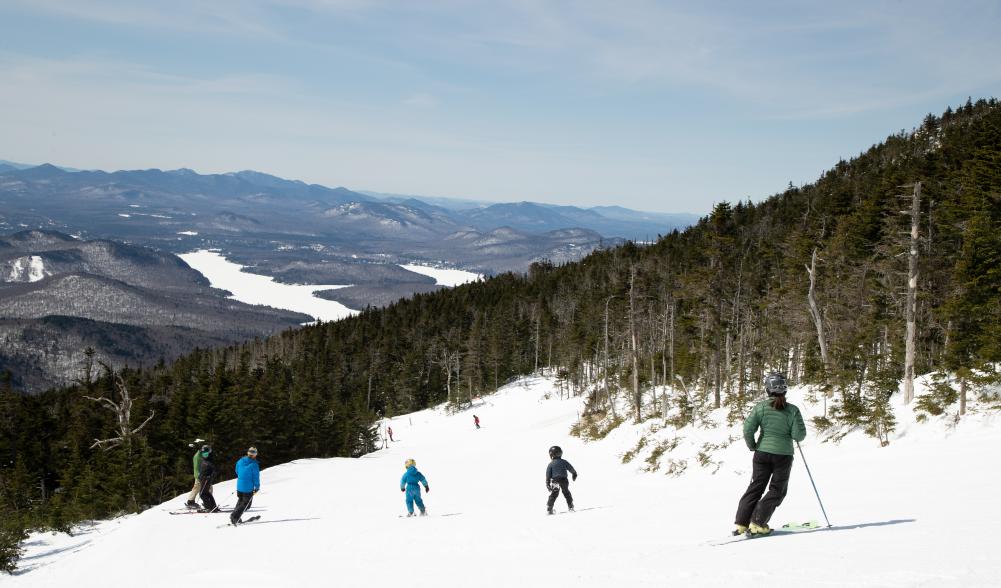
top-left (5, 376), bottom-right (999, 587)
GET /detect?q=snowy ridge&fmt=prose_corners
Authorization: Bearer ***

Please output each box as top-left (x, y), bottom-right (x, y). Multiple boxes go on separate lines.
top-left (5, 376), bottom-right (999, 587)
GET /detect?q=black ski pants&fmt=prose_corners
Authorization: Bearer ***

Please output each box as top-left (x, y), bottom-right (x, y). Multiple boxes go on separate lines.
top-left (231, 491), bottom-right (254, 524)
top-left (735, 451), bottom-right (793, 527)
top-left (199, 482), bottom-right (217, 512)
top-left (547, 477), bottom-right (573, 510)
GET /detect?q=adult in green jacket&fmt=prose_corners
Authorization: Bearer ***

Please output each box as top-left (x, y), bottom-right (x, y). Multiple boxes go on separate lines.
top-left (734, 373), bottom-right (806, 535)
top-left (184, 439), bottom-right (207, 509)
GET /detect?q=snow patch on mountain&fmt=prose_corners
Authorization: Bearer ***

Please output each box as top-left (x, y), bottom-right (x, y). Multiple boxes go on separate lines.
top-left (4, 255), bottom-right (49, 282)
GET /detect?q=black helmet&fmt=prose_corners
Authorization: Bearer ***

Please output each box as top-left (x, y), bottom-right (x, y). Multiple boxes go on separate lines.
top-left (549, 445), bottom-right (563, 459)
top-left (201, 444), bottom-right (211, 453)
top-left (764, 372), bottom-right (787, 396)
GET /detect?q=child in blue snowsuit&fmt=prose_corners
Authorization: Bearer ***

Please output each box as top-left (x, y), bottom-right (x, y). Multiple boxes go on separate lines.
top-left (400, 458), bottom-right (430, 516)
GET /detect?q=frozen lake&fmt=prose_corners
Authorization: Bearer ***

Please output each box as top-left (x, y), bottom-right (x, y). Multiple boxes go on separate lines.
top-left (179, 251), bottom-right (482, 323)
top-left (179, 250), bottom-right (357, 323)
top-left (400, 263), bottom-right (481, 287)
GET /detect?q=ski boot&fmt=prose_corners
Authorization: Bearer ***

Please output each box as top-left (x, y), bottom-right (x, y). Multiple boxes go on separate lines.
top-left (547, 507), bottom-right (554, 515)
top-left (733, 524), bottom-right (748, 536)
top-left (185, 500), bottom-right (199, 509)
top-left (406, 512), bottom-right (415, 517)
top-left (419, 509), bottom-right (427, 517)
top-left (568, 504), bottom-right (575, 512)
top-left (748, 522), bottom-right (772, 536)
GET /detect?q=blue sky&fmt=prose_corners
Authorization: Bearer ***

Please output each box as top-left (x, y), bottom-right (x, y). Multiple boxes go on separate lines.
top-left (1, 1), bottom-right (999, 213)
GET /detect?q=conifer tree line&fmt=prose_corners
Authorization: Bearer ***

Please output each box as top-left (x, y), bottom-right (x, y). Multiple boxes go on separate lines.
top-left (1, 99), bottom-right (999, 560)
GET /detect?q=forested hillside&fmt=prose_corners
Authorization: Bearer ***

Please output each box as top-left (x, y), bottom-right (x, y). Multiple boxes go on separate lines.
top-left (1, 99), bottom-right (999, 547)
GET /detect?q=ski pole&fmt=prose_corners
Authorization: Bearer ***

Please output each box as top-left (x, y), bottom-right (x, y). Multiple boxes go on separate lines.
top-left (796, 441), bottom-right (832, 528)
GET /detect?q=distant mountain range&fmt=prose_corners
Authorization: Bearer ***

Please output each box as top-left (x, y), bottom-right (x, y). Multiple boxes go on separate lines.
top-left (0, 160), bottom-right (697, 249)
top-left (0, 161), bottom-right (698, 391)
top-left (0, 229), bottom-right (308, 392)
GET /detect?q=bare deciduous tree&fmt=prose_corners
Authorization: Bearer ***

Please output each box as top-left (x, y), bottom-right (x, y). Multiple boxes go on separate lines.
top-left (84, 376), bottom-right (155, 451)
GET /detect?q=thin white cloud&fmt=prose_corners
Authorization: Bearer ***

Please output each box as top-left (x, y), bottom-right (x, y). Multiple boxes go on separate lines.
top-left (6, 0), bottom-right (286, 38)
top-left (403, 93), bottom-right (439, 108)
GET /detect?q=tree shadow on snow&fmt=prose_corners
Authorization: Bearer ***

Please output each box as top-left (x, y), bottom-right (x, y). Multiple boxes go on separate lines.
top-left (13, 541), bottom-right (92, 575)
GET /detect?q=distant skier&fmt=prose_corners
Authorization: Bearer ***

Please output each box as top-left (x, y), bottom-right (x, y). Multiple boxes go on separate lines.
top-left (387, 426), bottom-right (394, 442)
top-left (230, 446), bottom-right (261, 525)
top-left (546, 445), bottom-right (577, 514)
top-left (734, 372), bottom-right (807, 536)
top-left (185, 439), bottom-right (207, 509)
top-left (197, 445), bottom-right (219, 512)
top-left (400, 458), bottom-right (430, 517)
top-left (473, 415), bottom-right (480, 429)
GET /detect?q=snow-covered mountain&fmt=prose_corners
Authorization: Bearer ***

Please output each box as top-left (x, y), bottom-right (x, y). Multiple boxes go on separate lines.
top-left (0, 230), bottom-right (309, 392)
top-left (8, 375), bottom-right (997, 587)
top-left (0, 162), bottom-right (643, 275)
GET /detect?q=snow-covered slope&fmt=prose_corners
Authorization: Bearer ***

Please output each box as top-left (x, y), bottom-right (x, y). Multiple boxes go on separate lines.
top-left (6, 377), bottom-right (998, 587)
top-left (3, 255), bottom-right (48, 282)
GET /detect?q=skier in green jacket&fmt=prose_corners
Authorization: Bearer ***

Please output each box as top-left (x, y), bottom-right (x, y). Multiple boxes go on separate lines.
top-left (184, 439), bottom-right (206, 509)
top-left (734, 373), bottom-right (806, 536)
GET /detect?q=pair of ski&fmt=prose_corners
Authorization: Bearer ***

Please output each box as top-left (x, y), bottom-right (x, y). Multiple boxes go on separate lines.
top-left (168, 504), bottom-right (231, 515)
top-left (397, 512), bottom-right (463, 518)
top-left (709, 521), bottom-right (822, 546)
top-left (217, 515), bottom-right (262, 528)
top-left (398, 512), bottom-right (429, 518)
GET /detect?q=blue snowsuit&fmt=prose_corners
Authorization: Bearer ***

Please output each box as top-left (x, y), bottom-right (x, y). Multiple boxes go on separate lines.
top-left (400, 466), bottom-right (429, 514)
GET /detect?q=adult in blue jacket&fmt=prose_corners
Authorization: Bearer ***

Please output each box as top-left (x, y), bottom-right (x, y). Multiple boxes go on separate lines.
top-left (230, 446), bottom-right (261, 525)
top-left (400, 458), bottom-right (429, 516)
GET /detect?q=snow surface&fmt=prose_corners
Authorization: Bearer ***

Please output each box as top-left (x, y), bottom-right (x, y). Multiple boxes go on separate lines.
top-left (5, 256), bottom-right (48, 282)
top-left (177, 231), bottom-right (198, 236)
top-left (400, 263), bottom-right (481, 287)
top-left (6, 376), bottom-right (999, 587)
top-left (178, 250), bottom-right (357, 323)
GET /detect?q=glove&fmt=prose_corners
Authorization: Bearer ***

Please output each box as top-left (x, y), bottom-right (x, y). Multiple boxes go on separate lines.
top-left (400, 487), bottom-right (405, 492)
top-left (572, 473), bottom-right (578, 481)
top-left (424, 486), bottom-right (430, 493)
top-left (253, 489), bottom-right (259, 495)
top-left (546, 482), bottom-right (554, 491)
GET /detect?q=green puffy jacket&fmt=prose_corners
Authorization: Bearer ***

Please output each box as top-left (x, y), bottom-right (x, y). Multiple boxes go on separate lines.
top-left (192, 450), bottom-right (203, 479)
top-left (743, 399), bottom-right (807, 456)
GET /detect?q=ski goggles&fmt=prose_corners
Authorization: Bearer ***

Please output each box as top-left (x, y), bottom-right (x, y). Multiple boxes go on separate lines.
top-left (247, 447), bottom-right (258, 456)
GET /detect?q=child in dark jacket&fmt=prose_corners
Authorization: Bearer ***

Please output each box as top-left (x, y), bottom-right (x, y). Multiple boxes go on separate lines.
top-left (197, 446), bottom-right (218, 512)
top-left (400, 458), bottom-right (430, 516)
top-left (546, 445), bottom-right (577, 514)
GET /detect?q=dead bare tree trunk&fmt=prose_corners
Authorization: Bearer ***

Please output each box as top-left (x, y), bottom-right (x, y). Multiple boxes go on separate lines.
top-left (805, 248), bottom-right (830, 372)
top-left (629, 266), bottom-right (641, 423)
top-left (603, 295), bottom-right (618, 419)
top-left (902, 182), bottom-right (922, 404)
top-left (85, 375), bottom-right (155, 451)
top-left (959, 376), bottom-right (967, 416)
top-left (533, 304), bottom-right (541, 373)
top-left (85, 374), bottom-right (155, 510)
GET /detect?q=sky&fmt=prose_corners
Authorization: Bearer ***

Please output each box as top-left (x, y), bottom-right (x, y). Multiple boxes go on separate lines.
top-left (0, 1), bottom-right (999, 214)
